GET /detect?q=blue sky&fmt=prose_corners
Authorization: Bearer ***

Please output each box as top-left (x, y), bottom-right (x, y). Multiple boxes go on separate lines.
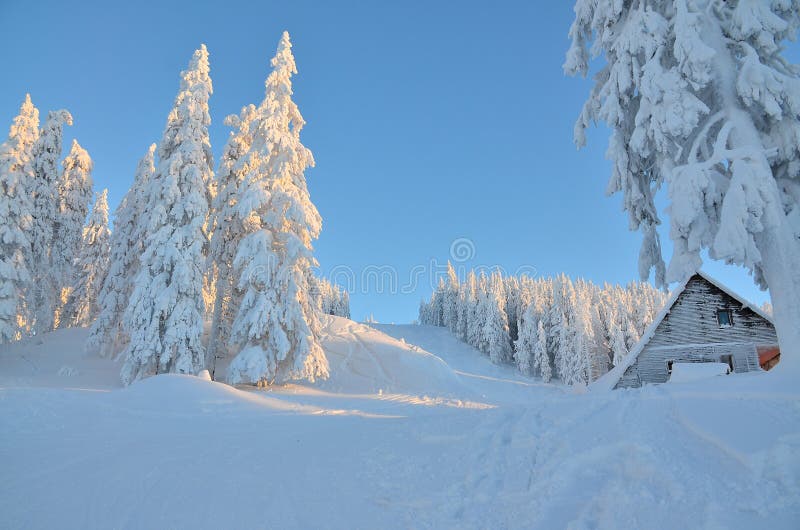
top-left (1, 1), bottom-right (796, 322)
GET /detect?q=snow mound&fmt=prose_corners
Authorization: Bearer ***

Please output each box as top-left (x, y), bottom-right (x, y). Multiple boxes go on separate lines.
top-left (0, 316), bottom-right (471, 400)
top-left (312, 315), bottom-right (469, 397)
top-left (668, 362), bottom-right (730, 383)
top-left (118, 373), bottom-right (337, 416)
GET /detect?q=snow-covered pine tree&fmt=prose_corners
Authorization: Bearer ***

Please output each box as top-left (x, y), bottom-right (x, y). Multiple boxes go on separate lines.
top-left (468, 271), bottom-right (487, 349)
top-left (551, 275), bottom-right (570, 380)
top-left (566, 0), bottom-right (800, 362)
top-left (504, 276), bottom-right (522, 343)
top-left (418, 299), bottom-right (431, 325)
top-left (623, 315), bottom-right (641, 352)
top-left (0, 94), bottom-right (39, 342)
top-left (482, 270), bottom-right (512, 364)
top-left (534, 320), bottom-right (552, 383)
top-left (610, 322), bottom-right (628, 368)
top-left (227, 32), bottom-right (328, 386)
top-left (86, 144), bottom-right (155, 357)
top-left (580, 281), bottom-right (610, 381)
top-left (553, 274), bottom-right (592, 385)
top-left (120, 45), bottom-right (213, 385)
top-left (63, 189), bottom-right (110, 327)
top-left (514, 304), bottom-right (536, 375)
top-left (29, 109), bottom-right (72, 335)
top-left (455, 280), bottom-right (469, 341)
top-left (340, 290), bottom-right (351, 319)
top-left (53, 139), bottom-right (93, 326)
top-left (430, 277), bottom-right (446, 328)
top-left (442, 262), bottom-right (460, 333)
top-left (207, 104), bottom-right (258, 375)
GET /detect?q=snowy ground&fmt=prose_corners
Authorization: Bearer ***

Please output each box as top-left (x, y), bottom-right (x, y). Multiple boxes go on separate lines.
top-left (1, 317), bottom-right (798, 529)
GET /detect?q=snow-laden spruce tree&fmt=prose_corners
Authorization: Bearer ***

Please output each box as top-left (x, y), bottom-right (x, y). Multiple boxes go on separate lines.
top-left (610, 323), bottom-right (629, 368)
top-left (63, 189), bottom-right (110, 327)
top-left (442, 262), bottom-right (460, 333)
top-left (504, 276), bottom-right (523, 343)
top-left (566, 0), bottom-right (800, 362)
top-left (53, 139), bottom-right (93, 325)
top-left (29, 109), bottom-right (72, 334)
top-left (553, 275), bottom-right (590, 385)
top-left (534, 320), bottom-right (552, 383)
top-left (339, 289), bottom-right (351, 318)
top-left (514, 304), bottom-right (537, 375)
top-left (481, 271), bottom-right (512, 364)
top-left (207, 104), bottom-right (258, 375)
top-left (120, 45), bottom-right (213, 385)
top-left (430, 277), bottom-right (446, 327)
top-left (86, 144), bottom-right (155, 357)
top-left (458, 283), bottom-right (468, 339)
top-left (467, 271), bottom-right (486, 349)
top-left (0, 94), bottom-right (39, 342)
top-left (227, 32), bottom-right (328, 386)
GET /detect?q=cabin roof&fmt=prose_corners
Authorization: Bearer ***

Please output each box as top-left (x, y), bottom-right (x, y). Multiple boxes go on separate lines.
top-left (591, 271), bottom-right (773, 392)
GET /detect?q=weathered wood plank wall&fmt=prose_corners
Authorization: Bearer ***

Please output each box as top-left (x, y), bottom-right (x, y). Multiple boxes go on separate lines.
top-left (617, 275), bottom-right (778, 389)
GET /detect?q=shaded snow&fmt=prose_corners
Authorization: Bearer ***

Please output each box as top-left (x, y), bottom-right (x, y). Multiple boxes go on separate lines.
top-left (1, 317), bottom-right (798, 529)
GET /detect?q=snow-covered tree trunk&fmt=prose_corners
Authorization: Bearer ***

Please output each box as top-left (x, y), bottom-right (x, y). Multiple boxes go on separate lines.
top-left (121, 45), bottom-right (213, 385)
top-left (86, 144), bottom-right (155, 357)
top-left (565, 0), bottom-right (800, 365)
top-left (228, 32), bottom-right (328, 386)
top-left (757, 227), bottom-right (800, 365)
top-left (29, 109), bottom-right (72, 335)
top-left (0, 94), bottom-right (39, 342)
top-left (63, 189), bottom-right (110, 327)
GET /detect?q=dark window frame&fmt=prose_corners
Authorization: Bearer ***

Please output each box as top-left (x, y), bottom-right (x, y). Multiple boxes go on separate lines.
top-left (716, 309), bottom-right (733, 328)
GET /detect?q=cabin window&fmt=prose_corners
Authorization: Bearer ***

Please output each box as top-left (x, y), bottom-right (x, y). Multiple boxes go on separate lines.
top-left (716, 309), bottom-right (733, 327)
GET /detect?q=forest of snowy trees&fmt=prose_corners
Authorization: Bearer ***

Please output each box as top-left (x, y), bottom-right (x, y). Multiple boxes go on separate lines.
top-left (0, 33), bottom-right (349, 386)
top-left (0, 94), bottom-right (109, 342)
top-left (419, 265), bottom-right (666, 385)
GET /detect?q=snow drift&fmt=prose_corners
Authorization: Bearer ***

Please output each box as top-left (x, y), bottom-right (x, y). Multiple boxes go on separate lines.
top-left (1, 318), bottom-right (799, 529)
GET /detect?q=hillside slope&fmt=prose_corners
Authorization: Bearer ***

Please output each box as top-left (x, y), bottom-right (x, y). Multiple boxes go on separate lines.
top-left (1, 318), bottom-right (798, 529)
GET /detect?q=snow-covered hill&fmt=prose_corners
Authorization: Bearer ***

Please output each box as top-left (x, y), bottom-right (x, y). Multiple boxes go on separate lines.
top-left (1, 317), bottom-right (798, 529)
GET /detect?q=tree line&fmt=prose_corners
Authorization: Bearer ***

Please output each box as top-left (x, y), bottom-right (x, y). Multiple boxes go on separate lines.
top-left (419, 265), bottom-right (666, 384)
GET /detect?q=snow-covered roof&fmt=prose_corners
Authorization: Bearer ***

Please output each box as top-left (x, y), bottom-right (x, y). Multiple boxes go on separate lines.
top-left (694, 271), bottom-right (773, 323)
top-left (591, 270), bottom-right (772, 392)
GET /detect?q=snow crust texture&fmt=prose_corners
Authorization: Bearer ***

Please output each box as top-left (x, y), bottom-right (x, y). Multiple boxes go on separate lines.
top-left (1, 318), bottom-right (798, 529)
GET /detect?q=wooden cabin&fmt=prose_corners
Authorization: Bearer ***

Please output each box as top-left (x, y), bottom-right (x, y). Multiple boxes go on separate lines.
top-left (600, 271), bottom-right (779, 390)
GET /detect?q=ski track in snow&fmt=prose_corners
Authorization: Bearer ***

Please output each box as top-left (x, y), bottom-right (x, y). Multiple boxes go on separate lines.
top-left (0, 318), bottom-right (798, 529)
